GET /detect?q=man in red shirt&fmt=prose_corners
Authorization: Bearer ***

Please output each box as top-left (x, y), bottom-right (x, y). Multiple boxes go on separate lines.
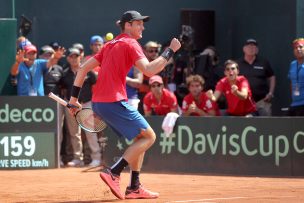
top-left (206, 60), bottom-right (257, 116)
top-left (68, 10), bottom-right (181, 200)
top-left (143, 75), bottom-right (178, 116)
top-left (182, 74), bottom-right (220, 116)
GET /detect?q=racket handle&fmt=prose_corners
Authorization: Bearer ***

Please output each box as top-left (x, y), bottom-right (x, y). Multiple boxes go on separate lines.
top-left (48, 92), bottom-right (68, 106)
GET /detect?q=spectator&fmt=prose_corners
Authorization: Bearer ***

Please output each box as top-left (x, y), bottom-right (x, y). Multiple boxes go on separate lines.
top-left (143, 75), bottom-right (178, 116)
top-left (182, 74), bottom-right (220, 116)
top-left (126, 67), bottom-right (143, 110)
top-left (16, 36), bottom-right (31, 51)
top-left (288, 38), bottom-right (304, 116)
top-left (10, 44), bottom-right (64, 96)
top-left (137, 41), bottom-right (162, 113)
top-left (84, 35), bottom-right (104, 75)
top-left (237, 39), bottom-right (275, 116)
top-left (39, 45), bottom-right (65, 165)
top-left (49, 41), bottom-right (66, 67)
top-left (194, 46), bottom-right (223, 91)
top-left (206, 60), bottom-right (258, 117)
top-left (60, 48), bottom-right (101, 167)
top-left (72, 43), bottom-right (85, 63)
top-left (39, 45), bottom-right (64, 96)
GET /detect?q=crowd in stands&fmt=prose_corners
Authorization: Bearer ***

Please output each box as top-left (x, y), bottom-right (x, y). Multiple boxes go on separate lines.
top-left (9, 34), bottom-right (304, 166)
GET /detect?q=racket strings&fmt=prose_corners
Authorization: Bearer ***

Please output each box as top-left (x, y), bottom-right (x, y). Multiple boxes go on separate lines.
top-left (75, 109), bottom-right (106, 132)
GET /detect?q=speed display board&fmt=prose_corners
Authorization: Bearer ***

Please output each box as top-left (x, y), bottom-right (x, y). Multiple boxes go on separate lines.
top-left (0, 96), bottom-right (58, 169)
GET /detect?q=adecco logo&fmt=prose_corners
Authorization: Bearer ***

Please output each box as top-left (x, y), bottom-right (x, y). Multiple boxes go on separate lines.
top-left (0, 104), bottom-right (55, 123)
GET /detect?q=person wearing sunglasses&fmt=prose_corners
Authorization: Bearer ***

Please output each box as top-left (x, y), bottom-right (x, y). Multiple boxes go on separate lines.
top-left (137, 41), bottom-right (162, 113)
top-left (206, 60), bottom-right (258, 117)
top-left (143, 75), bottom-right (178, 116)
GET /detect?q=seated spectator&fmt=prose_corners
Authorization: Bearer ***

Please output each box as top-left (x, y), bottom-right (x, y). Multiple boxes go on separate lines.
top-left (143, 75), bottom-right (178, 116)
top-left (206, 60), bottom-right (258, 117)
top-left (182, 74), bottom-right (220, 116)
top-left (10, 44), bottom-right (65, 96)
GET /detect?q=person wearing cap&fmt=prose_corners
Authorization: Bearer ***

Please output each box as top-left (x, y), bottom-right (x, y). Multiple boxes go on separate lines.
top-left (143, 75), bottom-right (178, 116)
top-left (206, 60), bottom-right (257, 117)
top-left (59, 47), bottom-right (102, 168)
top-left (288, 38), bottom-right (304, 116)
top-left (72, 43), bottom-right (85, 62)
top-left (182, 74), bottom-right (220, 116)
top-left (38, 45), bottom-right (64, 96)
top-left (236, 38), bottom-right (275, 116)
top-left (137, 41), bottom-right (162, 113)
top-left (68, 10), bottom-right (181, 199)
top-left (84, 35), bottom-right (104, 74)
top-left (10, 44), bottom-right (65, 96)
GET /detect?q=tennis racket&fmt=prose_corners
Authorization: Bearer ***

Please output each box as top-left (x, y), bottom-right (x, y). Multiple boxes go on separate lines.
top-left (48, 92), bottom-right (107, 133)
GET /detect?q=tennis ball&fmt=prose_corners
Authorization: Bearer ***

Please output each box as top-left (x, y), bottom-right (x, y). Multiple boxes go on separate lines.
top-left (106, 32), bottom-right (114, 41)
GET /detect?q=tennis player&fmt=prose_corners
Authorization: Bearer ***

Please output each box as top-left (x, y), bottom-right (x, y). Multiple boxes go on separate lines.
top-left (68, 10), bottom-right (181, 199)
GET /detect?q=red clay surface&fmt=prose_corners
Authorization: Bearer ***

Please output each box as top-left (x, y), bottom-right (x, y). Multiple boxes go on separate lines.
top-left (1, 167), bottom-right (304, 203)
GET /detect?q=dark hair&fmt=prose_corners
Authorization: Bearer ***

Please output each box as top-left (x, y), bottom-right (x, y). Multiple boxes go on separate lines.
top-left (224, 59), bottom-right (239, 69)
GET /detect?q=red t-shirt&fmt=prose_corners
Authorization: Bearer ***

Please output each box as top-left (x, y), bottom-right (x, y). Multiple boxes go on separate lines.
top-left (143, 88), bottom-right (178, 115)
top-left (92, 34), bottom-right (146, 102)
top-left (216, 76), bottom-right (256, 116)
top-left (182, 92), bottom-right (220, 116)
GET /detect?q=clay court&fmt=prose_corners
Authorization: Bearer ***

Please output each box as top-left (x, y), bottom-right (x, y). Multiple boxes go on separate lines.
top-left (1, 167), bottom-right (304, 203)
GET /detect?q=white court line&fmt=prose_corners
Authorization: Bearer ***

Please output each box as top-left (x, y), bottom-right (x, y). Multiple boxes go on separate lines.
top-left (165, 197), bottom-right (247, 203)
top-left (165, 196), bottom-right (296, 203)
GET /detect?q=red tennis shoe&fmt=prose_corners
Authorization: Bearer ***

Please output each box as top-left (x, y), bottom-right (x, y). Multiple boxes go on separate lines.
top-left (125, 185), bottom-right (159, 199)
top-left (99, 169), bottom-right (124, 200)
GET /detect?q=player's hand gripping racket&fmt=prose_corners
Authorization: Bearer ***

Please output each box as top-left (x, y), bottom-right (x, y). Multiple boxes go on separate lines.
top-left (48, 92), bottom-right (107, 133)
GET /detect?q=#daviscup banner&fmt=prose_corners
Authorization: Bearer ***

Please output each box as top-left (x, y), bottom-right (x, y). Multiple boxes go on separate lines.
top-left (0, 96), bottom-right (58, 169)
top-left (103, 116), bottom-right (304, 176)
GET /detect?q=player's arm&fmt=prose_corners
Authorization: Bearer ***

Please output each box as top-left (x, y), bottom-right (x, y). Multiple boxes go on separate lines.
top-left (135, 38), bottom-right (181, 77)
top-left (68, 57), bottom-right (100, 109)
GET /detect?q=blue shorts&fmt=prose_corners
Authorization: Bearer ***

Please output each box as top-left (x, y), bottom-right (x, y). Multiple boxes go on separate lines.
top-left (92, 101), bottom-right (150, 140)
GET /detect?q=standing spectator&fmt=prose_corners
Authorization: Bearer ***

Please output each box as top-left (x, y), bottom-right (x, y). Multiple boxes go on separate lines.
top-left (84, 35), bottom-right (104, 74)
top-left (237, 38), bottom-right (275, 116)
top-left (72, 43), bottom-right (85, 63)
top-left (60, 48), bottom-right (101, 167)
top-left (126, 67), bottom-right (143, 109)
top-left (39, 45), bottom-right (65, 165)
top-left (288, 38), bottom-right (304, 116)
top-left (143, 75), bottom-right (178, 116)
top-left (182, 74), bottom-right (220, 116)
top-left (39, 45), bottom-right (64, 96)
top-left (10, 44), bottom-right (64, 96)
top-left (206, 60), bottom-right (257, 117)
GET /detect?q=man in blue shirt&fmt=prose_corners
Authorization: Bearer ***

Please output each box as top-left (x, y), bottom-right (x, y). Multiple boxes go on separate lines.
top-left (10, 44), bottom-right (65, 96)
top-left (288, 38), bottom-right (304, 116)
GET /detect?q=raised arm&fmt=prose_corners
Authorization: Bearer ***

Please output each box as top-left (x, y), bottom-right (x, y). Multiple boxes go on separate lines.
top-left (135, 38), bottom-right (181, 77)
